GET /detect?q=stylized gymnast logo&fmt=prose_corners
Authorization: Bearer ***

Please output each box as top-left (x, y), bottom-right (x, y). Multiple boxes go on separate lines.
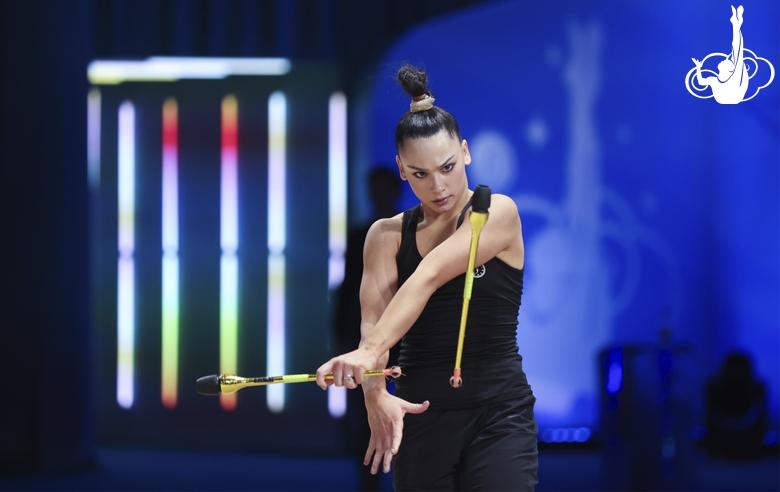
top-left (685, 5), bottom-right (774, 104)
top-left (474, 265), bottom-right (486, 278)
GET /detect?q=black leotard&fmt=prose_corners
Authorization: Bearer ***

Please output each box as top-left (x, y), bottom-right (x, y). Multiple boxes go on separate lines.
top-left (394, 202), bottom-right (534, 410)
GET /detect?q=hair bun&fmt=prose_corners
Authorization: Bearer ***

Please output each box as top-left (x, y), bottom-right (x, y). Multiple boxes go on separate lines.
top-left (397, 64), bottom-right (428, 98)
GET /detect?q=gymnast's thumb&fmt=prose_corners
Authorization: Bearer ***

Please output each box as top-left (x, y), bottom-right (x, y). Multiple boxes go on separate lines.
top-left (405, 400), bottom-right (430, 414)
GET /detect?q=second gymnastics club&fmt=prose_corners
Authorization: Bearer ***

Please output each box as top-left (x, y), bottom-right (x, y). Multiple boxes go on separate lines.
top-left (196, 367), bottom-right (403, 395)
top-left (450, 185), bottom-right (491, 388)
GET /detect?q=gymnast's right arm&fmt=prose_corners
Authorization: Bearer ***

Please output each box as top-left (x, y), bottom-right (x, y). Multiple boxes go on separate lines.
top-left (359, 217), bottom-right (431, 475)
top-left (316, 218), bottom-right (399, 386)
top-left (309, 217), bottom-right (419, 475)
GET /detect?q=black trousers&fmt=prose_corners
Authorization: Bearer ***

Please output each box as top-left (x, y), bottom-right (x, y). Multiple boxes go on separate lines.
top-left (392, 396), bottom-right (538, 491)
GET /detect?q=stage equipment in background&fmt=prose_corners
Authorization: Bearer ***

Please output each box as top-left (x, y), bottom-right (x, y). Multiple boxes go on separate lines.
top-left (450, 185), bottom-right (491, 388)
top-left (89, 58), bottom-right (349, 451)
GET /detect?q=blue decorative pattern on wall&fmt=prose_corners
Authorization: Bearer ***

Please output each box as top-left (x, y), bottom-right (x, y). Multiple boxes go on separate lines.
top-left (364, 0), bottom-right (779, 428)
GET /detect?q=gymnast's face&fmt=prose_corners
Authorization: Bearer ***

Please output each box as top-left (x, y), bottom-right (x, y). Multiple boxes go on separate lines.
top-left (396, 130), bottom-right (471, 214)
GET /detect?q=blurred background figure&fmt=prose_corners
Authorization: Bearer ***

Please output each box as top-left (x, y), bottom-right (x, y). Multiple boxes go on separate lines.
top-left (701, 351), bottom-right (769, 461)
top-left (333, 166), bottom-right (401, 491)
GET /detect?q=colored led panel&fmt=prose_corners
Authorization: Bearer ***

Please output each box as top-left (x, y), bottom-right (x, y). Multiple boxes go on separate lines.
top-left (161, 98), bottom-right (179, 409)
top-left (220, 95), bottom-right (239, 411)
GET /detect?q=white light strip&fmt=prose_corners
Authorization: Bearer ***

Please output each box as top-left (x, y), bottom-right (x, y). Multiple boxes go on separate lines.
top-left (328, 92), bottom-right (348, 290)
top-left (117, 101), bottom-right (135, 409)
top-left (87, 89), bottom-right (101, 190)
top-left (88, 57), bottom-right (291, 85)
top-left (267, 91), bottom-right (287, 413)
top-left (327, 92), bottom-right (348, 419)
top-left (328, 386), bottom-right (347, 419)
top-left (268, 92), bottom-right (287, 255)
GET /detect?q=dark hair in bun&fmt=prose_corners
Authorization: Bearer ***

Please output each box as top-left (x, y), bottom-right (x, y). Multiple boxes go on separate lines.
top-left (395, 64), bottom-right (462, 151)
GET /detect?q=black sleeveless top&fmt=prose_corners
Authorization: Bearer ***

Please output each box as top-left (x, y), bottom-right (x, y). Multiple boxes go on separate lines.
top-left (393, 202), bottom-right (534, 410)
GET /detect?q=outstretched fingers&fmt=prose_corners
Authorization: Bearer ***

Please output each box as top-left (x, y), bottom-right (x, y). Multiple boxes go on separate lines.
top-left (382, 400), bottom-right (429, 473)
top-left (384, 420), bottom-right (402, 473)
top-left (365, 432), bottom-right (392, 475)
top-left (364, 434), bottom-right (382, 475)
top-left (363, 400), bottom-right (430, 474)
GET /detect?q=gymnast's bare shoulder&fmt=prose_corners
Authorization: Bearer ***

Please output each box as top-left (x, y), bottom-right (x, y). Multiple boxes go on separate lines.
top-left (359, 214), bottom-right (404, 314)
top-left (363, 213), bottom-right (404, 260)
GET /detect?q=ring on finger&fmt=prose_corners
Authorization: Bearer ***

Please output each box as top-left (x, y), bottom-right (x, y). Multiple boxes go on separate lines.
top-left (343, 374), bottom-right (354, 381)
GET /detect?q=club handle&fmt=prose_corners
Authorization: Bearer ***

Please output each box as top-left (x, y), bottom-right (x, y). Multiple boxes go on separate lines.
top-left (197, 366), bottom-right (403, 395)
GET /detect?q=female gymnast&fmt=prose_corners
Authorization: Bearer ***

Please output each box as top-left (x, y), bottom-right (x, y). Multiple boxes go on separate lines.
top-left (316, 64), bottom-right (538, 491)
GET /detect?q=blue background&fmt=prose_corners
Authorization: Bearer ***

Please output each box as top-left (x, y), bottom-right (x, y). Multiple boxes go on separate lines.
top-left (357, 0), bottom-right (779, 429)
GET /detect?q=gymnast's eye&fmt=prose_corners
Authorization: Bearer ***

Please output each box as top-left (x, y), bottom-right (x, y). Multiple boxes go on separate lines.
top-left (441, 163), bottom-right (455, 173)
top-left (413, 171), bottom-right (427, 179)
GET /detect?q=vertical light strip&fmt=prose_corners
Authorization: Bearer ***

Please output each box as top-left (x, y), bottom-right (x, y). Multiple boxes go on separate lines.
top-left (117, 101), bottom-right (136, 409)
top-left (87, 89), bottom-right (101, 191)
top-left (327, 92), bottom-right (348, 289)
top-left (327, 92), bottom-right (348, 418)
top-left (161, 98), bottom-right (180, 409)
top-left (220, 95), bottom-right (240, 411)
top-left (267, 91), bottom-right (287, 413)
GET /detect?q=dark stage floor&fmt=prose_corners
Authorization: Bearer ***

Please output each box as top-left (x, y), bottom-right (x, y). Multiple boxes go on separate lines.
top-left (1, 446), bottom-right (777, 491)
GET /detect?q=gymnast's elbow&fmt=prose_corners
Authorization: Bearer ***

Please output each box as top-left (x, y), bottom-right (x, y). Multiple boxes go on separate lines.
top-left (413, 256), bottom-right (453, 294)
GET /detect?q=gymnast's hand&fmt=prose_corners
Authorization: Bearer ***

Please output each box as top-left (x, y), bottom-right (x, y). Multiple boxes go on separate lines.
top-left (315, 347), bottom-right (377, 389)
top-left (364, 389), bottom-right (429, 474)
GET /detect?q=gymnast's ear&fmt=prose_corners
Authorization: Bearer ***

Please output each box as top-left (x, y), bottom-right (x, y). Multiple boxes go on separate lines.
top-left (462, 139), bottom-right (471, 166)
top-left (396, 155), bottom-right (408, 181)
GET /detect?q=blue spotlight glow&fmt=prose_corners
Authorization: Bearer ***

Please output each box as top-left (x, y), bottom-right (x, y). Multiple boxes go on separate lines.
top-left (606, 347), bottom-right (623, 395)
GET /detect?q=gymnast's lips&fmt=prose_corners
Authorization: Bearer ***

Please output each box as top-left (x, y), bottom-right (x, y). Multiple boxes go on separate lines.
top-left (432, 196), bottom-right (451, 206)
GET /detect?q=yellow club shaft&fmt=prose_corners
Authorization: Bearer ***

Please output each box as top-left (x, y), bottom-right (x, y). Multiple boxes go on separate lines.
top-left (453, 210), bottom-right (488, 372)
top-left (216, 367), bottom-right (401, 394)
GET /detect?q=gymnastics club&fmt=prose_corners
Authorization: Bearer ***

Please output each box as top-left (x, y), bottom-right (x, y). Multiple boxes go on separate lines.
top-left (450, 185), bottom-right (491, 388)
top-left (196, 367), bottom-right (403, 395)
